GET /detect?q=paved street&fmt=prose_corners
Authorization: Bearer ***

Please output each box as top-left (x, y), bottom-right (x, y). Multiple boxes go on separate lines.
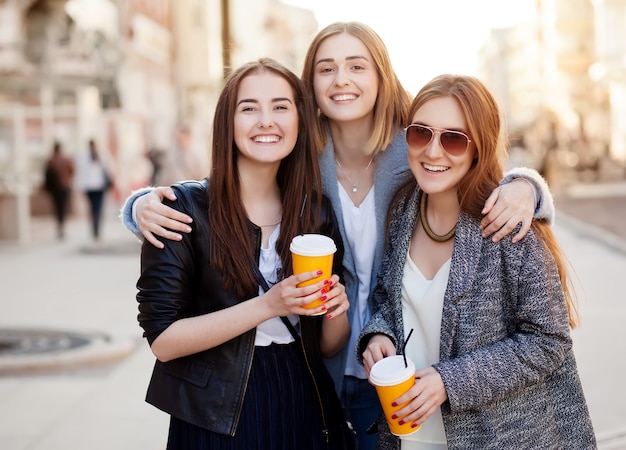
top-left (556, 180), bottom-right (626, 245)
top-left (0, 202), bottom-right (170, 450)
top-left (0, 184), bottom-right (625, 450)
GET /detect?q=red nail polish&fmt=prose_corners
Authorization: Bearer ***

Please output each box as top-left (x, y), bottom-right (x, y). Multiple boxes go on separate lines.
top-left (324, 279), bottom-right (331, 285)
top-left (411, 423), bottom-right (418, 428)
top-left (326, 314), bottom-right (332, 319)
top-left (320, 295), bottom-right (327, 302)
top-left (317, 270), bottom-right (323, 275)
top-left (391, 402), bottom-right (397, 407)
top-left (391, 414), bottom-right (397, 420)
top-left (398, 420), bottom-right (405, 425)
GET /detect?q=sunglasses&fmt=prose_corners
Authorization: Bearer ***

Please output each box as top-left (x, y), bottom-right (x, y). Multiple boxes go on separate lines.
top-left (405, 124), bottom-right (472, 156)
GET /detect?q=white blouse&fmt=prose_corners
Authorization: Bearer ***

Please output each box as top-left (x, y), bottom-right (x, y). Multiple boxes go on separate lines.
top-left (401, 249), bottom-right (450, 449)
top-left (255, 224), bottom-right (298, 346)
top-left (338, 182), bottom-right (377, 379)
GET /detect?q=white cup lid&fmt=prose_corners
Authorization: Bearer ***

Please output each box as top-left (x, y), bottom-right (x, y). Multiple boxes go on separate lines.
top-left (290, 234), bottom-right (336, 256)
top-left (369, 355), bottom-right (415, 386)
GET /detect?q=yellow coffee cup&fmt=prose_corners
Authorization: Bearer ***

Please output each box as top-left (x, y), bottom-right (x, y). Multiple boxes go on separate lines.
top-left (369, 355), bottom-right (419, 436)
top-left (290, 234), bottom-right (336, 313)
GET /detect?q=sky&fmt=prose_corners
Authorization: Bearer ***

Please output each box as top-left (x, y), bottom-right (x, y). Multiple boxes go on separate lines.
top-left (281, 0), bottom-right (535, 95)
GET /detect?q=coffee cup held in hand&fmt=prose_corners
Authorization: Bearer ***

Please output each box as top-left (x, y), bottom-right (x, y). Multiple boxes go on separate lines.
top-left (290, 234), bottom-right (336, 313)
top-left (369, 355), bottom-right (419, 436)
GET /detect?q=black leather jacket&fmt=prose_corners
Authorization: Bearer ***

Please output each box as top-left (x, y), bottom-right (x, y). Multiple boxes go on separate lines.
top-left (137, 180), bottom-right (345, 437)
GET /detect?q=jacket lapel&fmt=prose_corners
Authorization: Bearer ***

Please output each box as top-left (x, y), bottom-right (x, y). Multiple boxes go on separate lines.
top-left (439, 211), bottom-right (483, 359)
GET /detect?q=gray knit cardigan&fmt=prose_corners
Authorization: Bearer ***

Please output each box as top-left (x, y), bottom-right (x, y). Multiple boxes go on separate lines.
top-left (357, 186), bottom-right (596, 450)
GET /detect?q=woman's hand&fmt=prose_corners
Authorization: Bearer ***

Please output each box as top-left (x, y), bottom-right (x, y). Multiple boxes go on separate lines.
top-left (390, 366), bottom-right (448, 429)
top-left (319, 276), bottom-right (350, 357)
top-left (362, 334), bottom-right (396, 376)
top-left (480, 178), bottom-right (535, 243)
top-left (264, 270), bottom-right (337, 317)
top-left (319, 275), bottom-right (349, 319)
top-left (263, 272), bottom-right (350, 357)
top-left (136, 187), bottom-right (193, 248)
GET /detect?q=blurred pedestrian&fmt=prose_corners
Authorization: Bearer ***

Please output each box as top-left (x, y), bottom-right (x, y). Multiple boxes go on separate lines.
top-left (43, 141), bottom-right (74, 239)
top-left (147, 147), bottom-right (164, 185)
top-left (75, 139), bottom-right (113, 240)
top-left (358, 74), bottom-right (596, 449)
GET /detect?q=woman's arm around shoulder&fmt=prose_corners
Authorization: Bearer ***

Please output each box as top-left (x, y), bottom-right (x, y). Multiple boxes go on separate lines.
top-left (481, 167), bottom-right (555, 243)
top-left (119, 185), bottom-right (194, 247)
top-left (502, 167), bottom-right (555, 223)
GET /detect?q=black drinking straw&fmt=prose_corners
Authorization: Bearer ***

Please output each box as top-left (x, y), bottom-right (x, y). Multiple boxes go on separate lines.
top-left (402, 328), bottom-right (414, 368)
top-left (298, 194), bottom-right (307, 236)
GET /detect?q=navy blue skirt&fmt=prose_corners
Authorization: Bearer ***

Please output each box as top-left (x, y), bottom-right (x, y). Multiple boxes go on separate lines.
top-left (166, 341), bottom-right (326, 449)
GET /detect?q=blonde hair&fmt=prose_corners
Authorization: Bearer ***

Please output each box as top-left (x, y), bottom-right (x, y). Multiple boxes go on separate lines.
top-left (301, 22), bottom-right (412, 154)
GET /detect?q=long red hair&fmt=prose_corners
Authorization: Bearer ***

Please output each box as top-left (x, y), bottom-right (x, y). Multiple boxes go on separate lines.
top-left (408, 75), bottom-right (578, 327)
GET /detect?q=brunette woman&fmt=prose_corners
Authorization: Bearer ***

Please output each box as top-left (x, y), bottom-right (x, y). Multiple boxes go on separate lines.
top-left (137, 58), bottom-right (350, 449)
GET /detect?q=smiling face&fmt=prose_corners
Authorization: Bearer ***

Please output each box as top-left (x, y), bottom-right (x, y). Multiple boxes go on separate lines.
top-left (312, 32), bottom-right (379, 125)
top-left (233, 71), bottom-right (299, 167)
top-left (407, 96), bottom-right (476, 198)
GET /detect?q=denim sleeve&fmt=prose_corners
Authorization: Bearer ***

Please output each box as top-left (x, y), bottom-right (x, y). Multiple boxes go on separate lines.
top-left (119, 187), bottom-right (155, 239)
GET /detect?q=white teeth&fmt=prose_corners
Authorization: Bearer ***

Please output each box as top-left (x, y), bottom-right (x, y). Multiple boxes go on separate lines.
top-left (423, 163), bottom-right (448, 172)
top-left (332, 94), bottom-right (357, 101)
top-left (254, 135), bottom-right (280, 143)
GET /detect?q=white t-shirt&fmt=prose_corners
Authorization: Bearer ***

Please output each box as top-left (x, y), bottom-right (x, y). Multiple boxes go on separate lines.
top-left (254, 224), bottom-right (298, 346)
top-left (338, 183), bottom-right (377, 379)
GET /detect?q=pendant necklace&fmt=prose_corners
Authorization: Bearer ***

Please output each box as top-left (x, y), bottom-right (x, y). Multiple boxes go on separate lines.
top-left (335, 153), bottom-right (376, 193)
top-left (419, 194), bottom-right (456, 242)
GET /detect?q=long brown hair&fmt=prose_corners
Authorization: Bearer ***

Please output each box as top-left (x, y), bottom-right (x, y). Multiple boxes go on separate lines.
top-left (301, 21), bottom-right (412, 154)
top-left (208, 58), bottom-right (322, 298)
top-left (408, 74), bottom-right (578, 327)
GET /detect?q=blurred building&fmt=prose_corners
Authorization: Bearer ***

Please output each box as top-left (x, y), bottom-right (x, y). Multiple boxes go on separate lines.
top-left (0, 0), bottom-right (174, 240)
top-left (227, 0), bottom-right (317, 72)
top-left (0, 0), bottom-right (317, 241)
top-left (590, 0), bottom-right (626, 161)
top-left (171, 0), bottom-right (316, 176)
top-left (478, 0), bottom-right (614, 183)
top-left (113, 0), bottom-right (176, 196)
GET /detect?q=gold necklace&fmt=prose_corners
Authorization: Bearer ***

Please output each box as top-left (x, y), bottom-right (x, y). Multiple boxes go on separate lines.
top-left (335, 153), bottom-right (376, 193)
top-left (419, 194), bottom-right (456, 242)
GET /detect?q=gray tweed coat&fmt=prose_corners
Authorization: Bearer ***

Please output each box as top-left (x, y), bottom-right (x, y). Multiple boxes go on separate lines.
top-left (357, 186), bottom-right (596, 450)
